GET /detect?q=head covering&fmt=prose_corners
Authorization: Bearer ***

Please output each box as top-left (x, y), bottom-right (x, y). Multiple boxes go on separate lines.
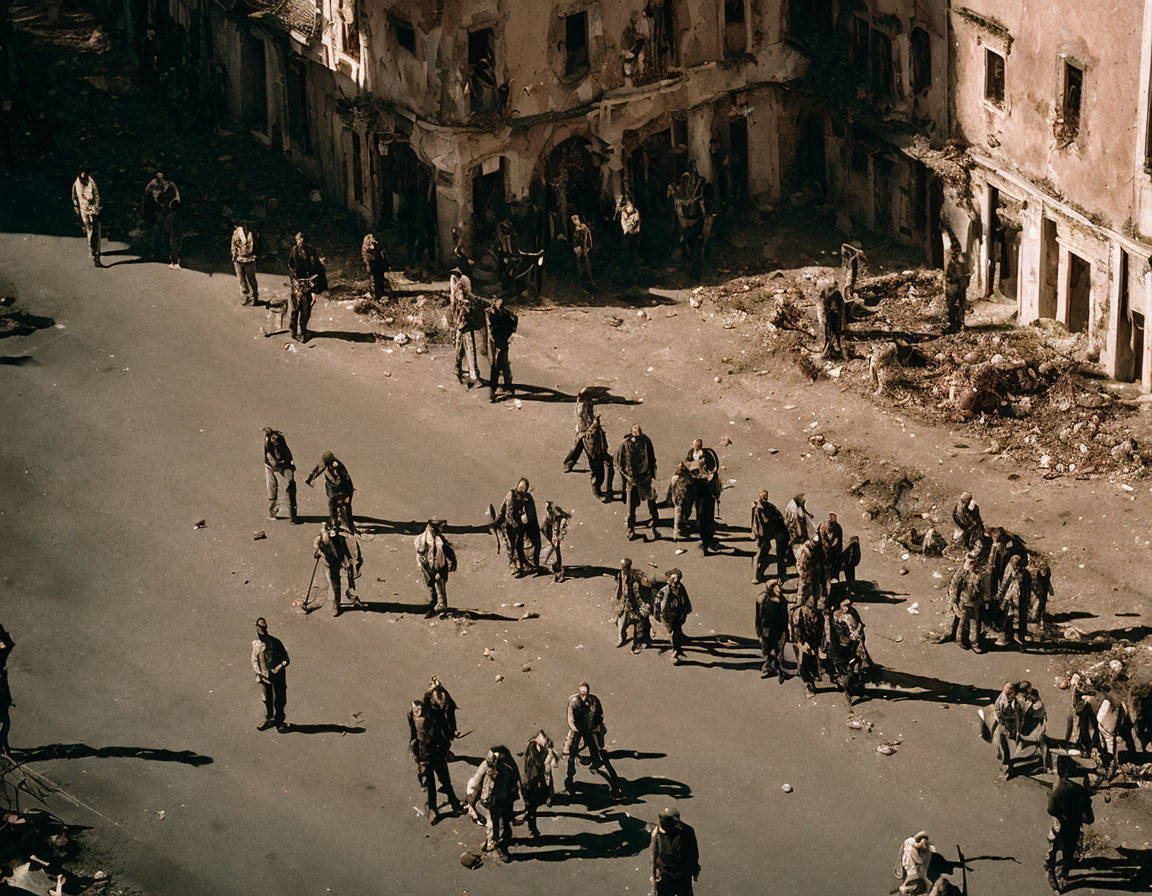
top-left (658, 807), bottom-right (681, 825)
top-left (322, 450), bottom-right (334, 463)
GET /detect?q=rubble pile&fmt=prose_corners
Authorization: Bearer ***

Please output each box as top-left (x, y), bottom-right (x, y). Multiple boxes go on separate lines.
top-left (1065, 644), bottom-right (1152, 746)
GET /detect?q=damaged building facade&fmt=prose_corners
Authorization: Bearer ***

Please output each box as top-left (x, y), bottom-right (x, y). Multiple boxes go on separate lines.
top-left (148, 0), bottom-right (1152, 389)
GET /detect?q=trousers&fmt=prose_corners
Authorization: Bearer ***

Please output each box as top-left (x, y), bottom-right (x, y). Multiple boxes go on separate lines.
top-left (234, 260), bottom-right (258, 303)
top-left (259, 672), bottom-right (287, 723)
top-left (265, 464), bottom-right (297, 518)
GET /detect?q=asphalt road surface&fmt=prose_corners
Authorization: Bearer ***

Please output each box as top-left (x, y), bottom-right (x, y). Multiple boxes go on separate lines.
top-left (0, 195), bottom-right (1136, 895)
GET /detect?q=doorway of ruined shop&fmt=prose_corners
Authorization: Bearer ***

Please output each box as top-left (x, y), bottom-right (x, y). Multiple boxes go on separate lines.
top-left (375, 136), bottom-right (436, 264)
top-left (625, 119), bottom-right (689, 252)
top-left (472, 156), bottom-right (507, 247)
top-left (543, 136), bottom-right (599, 252)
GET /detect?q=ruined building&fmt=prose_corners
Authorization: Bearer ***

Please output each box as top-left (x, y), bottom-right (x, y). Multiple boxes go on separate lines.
top-left (127, 0), bottom-right (1152, 388)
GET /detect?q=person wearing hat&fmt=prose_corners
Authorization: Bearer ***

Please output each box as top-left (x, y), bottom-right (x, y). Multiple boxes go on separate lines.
top-left (250, 618), bottom-right (289, 732)
top-left (655, 570), bottom-right (692, 664)
top-left (615, 424), bottom-right (660, 540)
top-left (650, 807), bottom-right (699, 896)
top-left (314, 521), bottom-right (363, 617)
top-left (408, 696), bottom-right (462, 824)
top-left (563, 681), bottom-right (621, 796)
top-left (262, 427), bottom-right (297, 522)
top-left (231, 221), bottom-right (259, 305)
top-left (415, 520), bottom-right (456, 617)
top-left (493, 478), bottom-right (540, 576)
top-left (306, 451), bottom-right (355, 534)
top-left (71, 166), bottom-right (102, 267)
top-left (485, 297), bottom-right (518, 403)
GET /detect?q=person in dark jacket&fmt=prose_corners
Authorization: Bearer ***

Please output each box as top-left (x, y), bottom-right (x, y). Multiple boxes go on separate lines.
top-left (582, 416), bottom-right (615, 501)
top-left (650, 807), bottom-right (700, 896)
top-left (520, 730), bottom-right (559, 838)
top-left (841, 536), bottom-right (862, 593)
top-left (409, 697), bottom-right (462, 824)
top-left (751, 491), bottom-right (789, 583)
top-left (755, 580), bottom-right (789, 682)
top-left (656, 570), bottom-right (692, 664)
top-left (1046, 758), bottom-right (1094, 892)
top-left (616, 424), bottom-right (660, 540)
top-left (684, 439), bottom-right (719, 554)
top-left (793, 596), bottom-right (824, 697)
top-left (818, 513), bottom-right (844, 583)
top-left (286, 232), bottom-right (327, 342)
top-left (306, 451), bottom-right (355, 534)
top-left (361, 232), bottom-right (391, 301)
top-left (263, 427), bottom-right (297, 522)
top-left (313, 521), bottom-right (363, 617)
top-left (563, 681), bottom-right (621, 796)
top-left (494, 478), bottom-right (541, 575)
top-left (251, 618), bottom-right (290, 732)
top-left (486, 298), bottom-right (518, 403)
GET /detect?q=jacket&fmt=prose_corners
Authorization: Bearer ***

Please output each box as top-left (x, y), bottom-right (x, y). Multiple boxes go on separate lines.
top-left (231, 227), bottom-right (256, 263)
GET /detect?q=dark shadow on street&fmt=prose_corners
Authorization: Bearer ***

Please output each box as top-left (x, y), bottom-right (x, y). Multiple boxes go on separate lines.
top-left (851, 580), bottom-right (907, 604)
top-left (563, 564), bottom-right (618, 580)
top-left (355, 516), bottom-right (492, 536)
top-left (864, 669), bottom-right (1000, 706)
top-left (0, 309), bottom-right (55, 338)
top-left (607, 749), bottom-right (667, 761)
top-left (15, 742), bottom-right (214, 766)
top-left (0, 355), bottom-right (37, 365)
top-left (358, 600), bottom-right (431, 615)
top-left (1068, 847), bottom-right (1152, 891)
top-left (309, 330), bottom-right (378, 344)
top-left (511, 809), bottom-right (651, 862)
top-left (512, 383), bottom-right (578, 403)
top-left (280, 723), bottom-right (366, 735)
top-left (442, 607), bottom-right (520, 622)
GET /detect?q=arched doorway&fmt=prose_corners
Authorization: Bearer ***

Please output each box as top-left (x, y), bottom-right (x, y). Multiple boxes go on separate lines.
top-left (542, 136), bottom-right (598, 242)
top-left (377, 138), bottom-right (436, 262)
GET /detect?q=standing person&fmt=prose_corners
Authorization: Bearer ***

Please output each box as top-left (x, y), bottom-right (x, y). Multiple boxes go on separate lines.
top-left (997, 553), bottom-right (1032, 648)
top-left (668, 462), bottom-right (694, 541)
top-left (141, 171), bottom-right (179, 261)
top-left (414, 520), bottom-right (456, 618)
top-left (830, 598), bottom-right (871, 702)
top-left (1046, 759), bottom-right (1094, 892)
top-left (231, 222), bottom-right (259, 305)
top-left (466, 746), bottom-right (521, 862)
top-left (571, 215), bottom-right (594, 287)
top-left (793, 595), bottom-right (824, 697)
top-left (784, 494), bottom-right (813, 547)
top-left (71, 166), bottom-right (102, 267)
top-left (494, 478), bottom-right (541, 576)
top-left (0, 624), bottom-right (13, 755)
top-left (819, 285), bottom-right (846, 358)
top-left (655, 570), bottom-right (692, 665)
top-left (943, 549), bottom-right (985, 652)
top-left (563, 681), bottom-right (621, 796)
top-left (818, 513), bottom-right (844, 584)
top-left (251, 618), bottom-right (289, 732)
top-left (684, 439), bottom-right (719, 554)
top-left (423, 674), bottom-right (459, 743)
top-left (408, 697), bottom-right (462, 824)
top-left (313, 522), bottom-right (363, 617)
top-left (581, 417), bottom-right (615, 502)
top-left (650, 808), bottom-right (700, 896)
top-left (361, 232), bottom-right (391, 301)
top-left (755, 580), bottom-right (789, 682)
top-left (161, 197), bottom-right (183, 269)
top-left (287, 232), bottom-right (327, 342)
top-left (841, 536), bottom-right (862, 593)
top-left (450, 268), bottom-right (481, 388)
top-left (751, 492), bottom-right (788, 584)
top-left (618, 196), bottom-right (641, 267)
top-left (563, 386), bottom-right (597, 471)
top-left (1031, 555), bottom-right (1054, 637)
top-left (895, 832), bottom-right (933, 895)
top-left (540, 501), bottom-right (570, 583)
top-left (262, 426), bottom-right (297, 522)
top-left (614, 558), bottom-right (652, 652)
top-left (521, 730), bottom-right (559, 839)
top-left (305, 451), bottom-right (355, 534)
top-left (991, 681), bottom-right (1022, 780)
top-left (450, 225), bottom-right (473, 277)
top-left (486, 297), bottom-right (517, 403)
top-left (616, 424), bottom-right (660, 540)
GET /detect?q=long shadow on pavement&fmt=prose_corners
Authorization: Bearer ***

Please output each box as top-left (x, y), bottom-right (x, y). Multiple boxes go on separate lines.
top-left (511, 809), bottom-right (651, 862)
top-left (862, 669), bottom-right (1000, 706)
top-left (15, 743), bottom-right (213, 766)
top-left (1069, 847), bottom-right (1152, 892)
top-left (279, 723), bottom-right (366, 735)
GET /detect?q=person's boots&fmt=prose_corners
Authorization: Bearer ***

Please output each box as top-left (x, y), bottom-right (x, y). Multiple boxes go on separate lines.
top-left (332, 599), bottom-right (342, 617)
top-left (268, 501), bottom-right (278, 520)
top-left (287, 482), bottom-right (298, 523)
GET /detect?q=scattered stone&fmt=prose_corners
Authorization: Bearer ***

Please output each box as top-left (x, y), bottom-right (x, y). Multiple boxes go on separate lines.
top-left (495, 674), bottom-right (504, 682)
top-left (253, 530), bottom-right (266, 540)
top-left (876, 744), bottom-right (897, 755)
top-left (193, 519), bottom-right (206, 529)
top-left (781, 784), bottom-right (793, 793)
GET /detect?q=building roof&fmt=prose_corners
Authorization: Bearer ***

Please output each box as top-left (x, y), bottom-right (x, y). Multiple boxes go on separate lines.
top-left (243, 0), bottom-right (320, 41)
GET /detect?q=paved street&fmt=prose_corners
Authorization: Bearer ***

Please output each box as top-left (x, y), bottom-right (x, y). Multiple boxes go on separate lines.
top-left (2, 176), bottom-right (1151, 896)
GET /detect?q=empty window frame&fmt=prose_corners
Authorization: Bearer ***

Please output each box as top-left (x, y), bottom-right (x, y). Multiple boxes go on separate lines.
top-left (563, 10), bottom-right (589, 77)
top-left (850, 16), bottom-right (869, 75)
top-left (337, 0), bottom-right (359, 61)
top-left (984, 48), bottom-right (1005, 108)
top-left (910, 27), bottom-right (931, 93)
top-left (468, 27), bottom-right (497, 113)
top-left (1061, 59), bottom-right (1083, 138)
top-left (392, 17), bottom-right (416, 55)
top-left (870, 28), bottom-right (893, 95)
top-left (724, 0), bottom-right (747, 55)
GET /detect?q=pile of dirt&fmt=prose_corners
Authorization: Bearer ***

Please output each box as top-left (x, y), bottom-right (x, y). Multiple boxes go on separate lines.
top-left (707, 263), bottom-right (1152, 482)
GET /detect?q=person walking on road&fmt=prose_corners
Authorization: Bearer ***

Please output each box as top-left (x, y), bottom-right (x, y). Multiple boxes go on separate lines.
top-left (751, 491), bottom-right (788, 583)
top-left (895, 831), bottom-right (933, 895)
top-left (251, 618), bottom-right (289, 732)
top-left (287, 232), bottom-right (327, 343)
top-left (650, 807), bottom-right (700, 896)
top-left (141, 170), bottom-right (179, 262)
top-left (71, 166), bottom-right (102, 267)
top-left (563, 386), bottom-right (596, 471)
top-left (784, 493), bottom-right (813, 547)
top-left (314, 521), bottom-right (363, 617)
top-left (684, 439), bottom-right (719, 554)
top-left (493, 478), bottom-right (541, 576)
top-left (466, 746), bottom-right (521, 862)
top-left (755, 580), bottom-right (789, 682)
top-left (305, 451), bottom-right (355, 534)
top-left (486, 297), bottom-right (517, 403)
top-left (408, 697), bottom-right (462, 824)
top-left (616, 424), bottom-right (659, 541)
top-left (415, 520), bottom-right (456, 618)
top-left (450, 268), bottom-right (481, 388)
top-left (1046, 758), bottom-right (1094, 892)
top-left (655, 569), bottom-right (692, 664)
top-left (231, 222), bottom-right (259, 305)
top-left (521, 730), bottom-right (559, 839)
top-left (563, 681), bottom-right (621, 796)
top-left (614, 558), bottom-right (652, 653)
top-left (361, 232), bottom-right (391, 301)
top-left (263, 427), bottom-right (297, 522)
